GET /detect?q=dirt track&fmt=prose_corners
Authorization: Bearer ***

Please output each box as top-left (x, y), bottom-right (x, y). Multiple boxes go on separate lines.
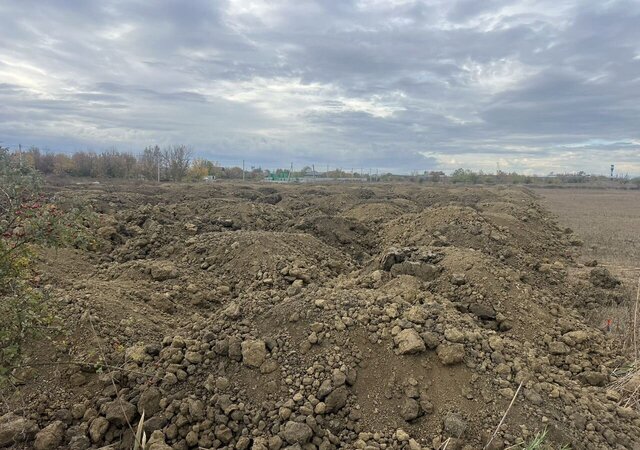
top-left (1, 182), bottom-right (637, 449)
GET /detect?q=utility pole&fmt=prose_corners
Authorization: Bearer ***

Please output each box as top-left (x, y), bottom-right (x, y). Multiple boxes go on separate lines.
top-left (312, 164), bottom-right (316, 179)
top-left (242, 160), bottom-right (245, 181)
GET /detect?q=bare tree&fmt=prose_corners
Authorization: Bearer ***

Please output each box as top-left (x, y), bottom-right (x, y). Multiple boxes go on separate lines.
top-left (163, 145), bottom-right (192, 181)
top-left (139, 145), bottom-right (162, 181)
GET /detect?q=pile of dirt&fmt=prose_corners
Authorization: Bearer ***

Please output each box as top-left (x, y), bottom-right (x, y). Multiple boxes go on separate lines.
top-left (0, 182), bottom-right (636, 450)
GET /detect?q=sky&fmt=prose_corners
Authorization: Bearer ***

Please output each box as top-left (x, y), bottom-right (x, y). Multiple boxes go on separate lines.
top-left (1, 0), bottom-right (639, 175)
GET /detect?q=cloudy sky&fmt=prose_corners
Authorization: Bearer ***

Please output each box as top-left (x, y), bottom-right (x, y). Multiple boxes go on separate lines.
top-left (1, 0), bottom-right (639, 174)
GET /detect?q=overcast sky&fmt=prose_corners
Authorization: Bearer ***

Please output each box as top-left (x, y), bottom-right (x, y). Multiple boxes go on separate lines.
top-left (1, 0), bottom-right (639, 174)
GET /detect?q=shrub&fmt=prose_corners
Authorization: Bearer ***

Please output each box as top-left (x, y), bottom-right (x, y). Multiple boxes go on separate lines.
top-left (0, 146), bottom-right (94, 379)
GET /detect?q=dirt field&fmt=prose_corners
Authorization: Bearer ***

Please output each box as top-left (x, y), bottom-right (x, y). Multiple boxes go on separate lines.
top-left (1, 182), bottom-right (638, 450)
top-left (537, 188), bottom-right (640, 269)
top-left (537, 187), bottom-right (640, 353)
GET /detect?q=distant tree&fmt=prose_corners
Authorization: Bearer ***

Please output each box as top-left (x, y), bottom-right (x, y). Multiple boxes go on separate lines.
top-left (188, 158), bottom-right (211, 180)
top-left (71, 152), bottom-right (96, 177)
top-left (138, 145), bottom-right (162, 181)
top-left (163, 145), bottom-right (192, 181)
top-left (52, 154), bottom-right (74, 176)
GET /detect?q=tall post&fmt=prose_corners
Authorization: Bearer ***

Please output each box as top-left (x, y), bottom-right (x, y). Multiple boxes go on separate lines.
top-left (242, 160), bottom-right (245, 182)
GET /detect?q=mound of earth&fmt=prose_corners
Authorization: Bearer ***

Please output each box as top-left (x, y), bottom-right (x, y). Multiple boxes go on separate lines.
top-left (0, 182), bottom-right (637, 450)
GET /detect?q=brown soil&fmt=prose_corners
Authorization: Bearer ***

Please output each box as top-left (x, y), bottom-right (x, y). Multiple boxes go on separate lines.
top-left (1, 182), bottom-right (638, 450)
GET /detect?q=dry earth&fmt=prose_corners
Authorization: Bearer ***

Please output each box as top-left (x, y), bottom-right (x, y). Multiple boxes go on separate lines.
top-left (1, 182), bottom-right (638, 450)
top-left (537, 187), bottom-right (640, 357)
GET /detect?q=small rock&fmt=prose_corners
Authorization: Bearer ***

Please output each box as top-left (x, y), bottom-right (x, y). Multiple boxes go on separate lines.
top-left (443, 413), bottom-right (467, 437)
top-left (34, 421), bottom-right (65, 450)
top-left (580, 371), bottom-right (608, 387)
top-left (394, 329), bottom-right (426, 355)
top-left (400, 398), bottom-right (421, 422)
top-left (548, 341), bottom-right (570, 355)
top-left (325, 386), bottom-right (349, 413)
top-left (103, 399), bottom-right (136, 426)
top-left (138, 387), bottom-right (162, 417)
top-left (88, 417), bottom-right (109, 443)
top-left (282, 421), bottom-right (313, 445)
top-left (444, 328), bottom-right (465, 343)
top-left (241, 339), bottom-right (267, 368)
top-left (0, 413), bottom-right (39, 447)
top-left (436, 343), bottom-right (465, 365)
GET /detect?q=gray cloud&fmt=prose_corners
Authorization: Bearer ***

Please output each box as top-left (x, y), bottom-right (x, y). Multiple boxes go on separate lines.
top-left (0, 0), bottom-right (638, 174)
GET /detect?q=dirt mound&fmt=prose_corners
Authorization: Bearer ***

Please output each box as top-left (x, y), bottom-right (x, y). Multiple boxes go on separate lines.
top-left (1, 183), bottom-right (638, 450)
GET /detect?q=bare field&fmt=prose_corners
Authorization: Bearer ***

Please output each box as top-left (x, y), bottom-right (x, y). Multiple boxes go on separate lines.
top-left (537, 188), bottom-right (640, 348)
top-left (537, 188), bottom-right (640, 270)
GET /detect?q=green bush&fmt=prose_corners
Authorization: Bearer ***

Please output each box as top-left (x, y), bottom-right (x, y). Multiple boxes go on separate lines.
top-left (0, 147), bottom-right (95, 379)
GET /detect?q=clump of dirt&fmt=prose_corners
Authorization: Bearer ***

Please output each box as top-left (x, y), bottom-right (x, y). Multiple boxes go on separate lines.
top-left (1, 182), bottom-right (637, 450)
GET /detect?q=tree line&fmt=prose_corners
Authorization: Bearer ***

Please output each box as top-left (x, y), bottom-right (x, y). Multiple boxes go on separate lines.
top-left (12, 146), bottom-right (261, 181)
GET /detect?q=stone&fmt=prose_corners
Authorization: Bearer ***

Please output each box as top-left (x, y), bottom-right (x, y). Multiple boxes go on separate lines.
top-left (34, 421), bottom-right (65, 450)
top-left (400, 398), bottom-right (421, 422)
top-left (224, 302), bottom-right (242, 319)
top-left (394, 329), bottom-right (426, 355)
top-left (103, 399), bottom-right (137, 426)
top-left (469, 303), bottom-right (496, 320)
top-left (260, 359), bottom-right (279, 374)
top-left (451, 273), bottom-right (466, 285)
top-left (563, 330), bottom-right (589, 345)
top-left (147, 430), bottom-right (173, 450)
top-left (325, 386), bottom-right (349, 413)
top-left (241, 339), bottom-right (267, 368)
top-left (548, 341), bottom-right (570, 355)
top-left (68, 435), bottom-right (90, 450)
top-left (184, 350), bottom-right (202, 364)
top-left (317, 380), bottom-right (333, 400)
top-left (215, 425), bottom-right (233, 444)
top-left (436, 343), bottom-right (465, 365)
top-left (70, 404), bottom-right (86, 421)
top-left (421, 331), bottom-right (440, 349)
top-left (185, 430), bottom-right (198, 447)
top-left (332, 369), bottom-right (346, 387)
top-left (150, 262), bottom-right (178, 281)
top-left (444, 328), bottom-right (465, 343)
top-left (125, 345), bottom-right (147, 363)
top-left (580, 371), bottom-right (608, 387)
top-left (88, 417), bottom-right (109, 443)
top-left (488, 336), bottom-right (504, 351)
top-left (282, 421), bottom-right (313, 445)
top-left (524, 389), bottom-right (543, 406)
top-left (138, 387), bottom-right (162, 416)
top-left (0, 413), bottom-right (39, 447)
top-left (443, 413), bottom-right (467, 437)
top-left (395, 429), bottom-right (410, 442)
top-left (268, 435), bottom-right (283, 450)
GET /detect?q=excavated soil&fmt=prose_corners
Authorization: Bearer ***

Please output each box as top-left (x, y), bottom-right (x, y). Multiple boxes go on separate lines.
top-left (1, 182), bottom-right (638, 450)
